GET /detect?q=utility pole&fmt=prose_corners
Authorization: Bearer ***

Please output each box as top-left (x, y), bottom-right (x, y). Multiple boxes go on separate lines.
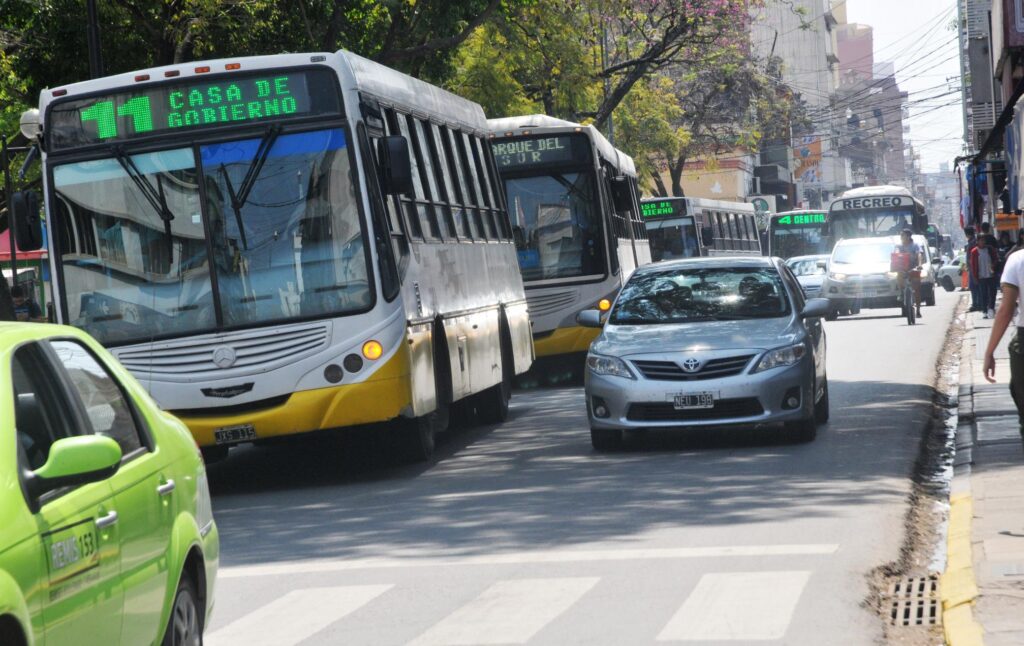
top-left (86, 0), bottom-right (104, 79)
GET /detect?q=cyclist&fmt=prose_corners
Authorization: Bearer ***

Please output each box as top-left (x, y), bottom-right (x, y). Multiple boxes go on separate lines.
top-left (891, 228), bottom-right (924, 319)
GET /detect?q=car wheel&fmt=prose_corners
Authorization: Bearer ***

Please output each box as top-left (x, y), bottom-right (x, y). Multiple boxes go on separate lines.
top-left (941, 275), bottom-right (955, 292)
top-left (785, 416), bottom-right (817, 443)
top-left (814, 377), bottom-right (830, 424)
top-left (590, 427), bottom-right (623, 452)
top-left (162, 571), bottom-right (202, 646)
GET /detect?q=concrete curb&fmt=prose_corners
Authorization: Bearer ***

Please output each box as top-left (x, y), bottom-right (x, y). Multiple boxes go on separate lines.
top-left (942, 312), bottom-right (983, 645)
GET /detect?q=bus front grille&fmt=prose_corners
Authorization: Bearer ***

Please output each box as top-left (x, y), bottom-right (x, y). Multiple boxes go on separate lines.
top-left (115, 322), bottom-right (331, 377)
top-left (526, 290), bottom-right (579, 317)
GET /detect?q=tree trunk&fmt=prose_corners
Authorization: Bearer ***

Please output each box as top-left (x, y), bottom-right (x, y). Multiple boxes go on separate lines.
top-left (669, 156), bottom-right (686, 197)
top-left (651, 171), bottom-right (669, 197)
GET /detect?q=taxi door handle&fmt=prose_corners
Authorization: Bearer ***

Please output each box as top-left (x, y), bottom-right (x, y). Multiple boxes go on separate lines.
top-left (96, 511), bottom-right (119, 529)
top-left (157, 480), bottom-right (176, 496)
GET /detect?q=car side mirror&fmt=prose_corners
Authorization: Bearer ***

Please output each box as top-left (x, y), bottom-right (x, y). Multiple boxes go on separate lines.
top-left (576, 309), bottom-right (604, 328)
top-left (26, 435), bottom-right (122, 500)
top-left (12, 190), bottom-right (43, 251)
top-left (931, 257), bottom-right (942, 265)
top-left (377, 136), bottom-right (413, 196)
top-left (801, 298), bottom-right (830, 319)
top-left (700, 226), bottom-right (714, 247)
top-left (816, 260), bottom-right (828, 270)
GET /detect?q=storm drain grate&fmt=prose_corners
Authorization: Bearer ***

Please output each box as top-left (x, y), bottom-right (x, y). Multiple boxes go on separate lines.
top-left (884, 575), bottom-right (941, 627)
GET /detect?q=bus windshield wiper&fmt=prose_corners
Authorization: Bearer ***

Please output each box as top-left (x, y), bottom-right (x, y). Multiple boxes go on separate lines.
top-left (113, 146), bottom-right (174, 254)
top-left (219, 124), bottom-right (281, 250)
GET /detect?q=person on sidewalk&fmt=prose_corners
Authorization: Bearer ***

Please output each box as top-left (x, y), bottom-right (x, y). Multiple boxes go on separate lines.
top-left (984, 248), bottom-right (1024, 445)
top-left (966, 226), bottom-right (981, 311)
top-left (972, 233), bottom-right (999, 318)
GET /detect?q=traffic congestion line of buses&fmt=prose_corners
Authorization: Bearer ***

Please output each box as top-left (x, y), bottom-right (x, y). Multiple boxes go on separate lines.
top-left (3, 49), bottom-right (946, 462)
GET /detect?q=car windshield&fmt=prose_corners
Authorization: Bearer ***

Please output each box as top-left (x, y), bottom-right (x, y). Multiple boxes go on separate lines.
top-left (503, 171), bottom-right (604, 281)
top-left (52, 128), bottom-right (369, 344)
top-left (787, 258), bottom-right (826, 276)
top-left (610, 266), bottom-right (791, 324)
top-left (831, 242), bottom-right (894, 266)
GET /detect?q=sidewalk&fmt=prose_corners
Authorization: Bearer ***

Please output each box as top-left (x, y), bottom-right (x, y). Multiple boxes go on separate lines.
top-left (944, 307), bottom-right (1024, 645)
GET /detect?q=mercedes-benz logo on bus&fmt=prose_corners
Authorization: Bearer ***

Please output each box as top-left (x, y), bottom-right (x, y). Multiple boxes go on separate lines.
top-left (212, 346), bottom-right (238, 369)
top-left (681, 358), bottom-right (702, 373)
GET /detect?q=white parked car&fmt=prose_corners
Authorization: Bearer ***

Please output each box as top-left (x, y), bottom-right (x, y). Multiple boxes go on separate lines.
top-left (937, 252), bottom-right (966, 292)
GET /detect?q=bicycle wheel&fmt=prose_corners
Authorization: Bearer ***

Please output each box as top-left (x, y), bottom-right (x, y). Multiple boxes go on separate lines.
top-left (905, 287), bottom-right (916, 325)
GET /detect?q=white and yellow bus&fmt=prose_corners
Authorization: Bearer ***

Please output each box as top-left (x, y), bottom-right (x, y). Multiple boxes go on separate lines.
top-left (14, 50), bottom-right (533, 461)
top-left (488, 115), bottom-right (651, 366)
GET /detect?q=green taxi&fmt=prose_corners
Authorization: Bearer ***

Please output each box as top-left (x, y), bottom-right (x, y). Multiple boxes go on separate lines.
top-left (0, 323), bottom-right (218, 645)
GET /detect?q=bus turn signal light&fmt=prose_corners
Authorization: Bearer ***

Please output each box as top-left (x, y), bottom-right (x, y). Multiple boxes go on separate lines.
top-left (362, 340), bottom-right (383, 361)
top-left (598, 299), bottom-right (612, 312)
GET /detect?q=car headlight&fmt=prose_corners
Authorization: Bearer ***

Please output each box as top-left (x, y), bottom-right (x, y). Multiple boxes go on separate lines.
top-left (887, 271), bottom-right (898, 279)
top-left (753, 343), bottom-right (807, 373)
top-left (586, 353), bottom-right (636, 379)
top-left (829, 272), bottom-right (847, 281)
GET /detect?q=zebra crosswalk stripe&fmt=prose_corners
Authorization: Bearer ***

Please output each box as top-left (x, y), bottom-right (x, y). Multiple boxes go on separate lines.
top-left (656, 571), bottom-right (811, 641)
top-left (205, 584), bottom-right (393, 646)
top-left (407, 577), bottom-right (600, 645)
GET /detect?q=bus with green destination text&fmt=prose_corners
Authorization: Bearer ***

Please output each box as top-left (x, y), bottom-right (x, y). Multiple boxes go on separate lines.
top-left (641, 196), bottom-right (761, 260)
top-left (766, 210), bottom-right (829, 259)
top-left (10, 50), bottom-right (535, 463)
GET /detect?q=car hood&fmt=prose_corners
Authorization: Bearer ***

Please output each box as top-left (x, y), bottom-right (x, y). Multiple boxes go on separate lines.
top-left (593, 317), bottom-right (801, 357)
top-left (831, 261), bottom-right (890, 275)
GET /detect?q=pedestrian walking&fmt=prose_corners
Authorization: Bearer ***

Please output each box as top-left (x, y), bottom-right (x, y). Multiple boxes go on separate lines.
top-left (984, 247), bottom-right (1024, 446)
top-left (965, 226), bottom-right (981, 311)
top-left (972, 233), bottom-right (999, 318)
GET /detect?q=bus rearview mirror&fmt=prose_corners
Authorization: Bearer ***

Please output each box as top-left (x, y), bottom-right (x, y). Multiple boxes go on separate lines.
top-left (378, 136), bottom-right (413, 196)
top-left (12, 190), bottom-right (43, 251)
top-left (609, 176), bottom-right (632, 213)
top-left (700, 226), bottom-right (714, 247)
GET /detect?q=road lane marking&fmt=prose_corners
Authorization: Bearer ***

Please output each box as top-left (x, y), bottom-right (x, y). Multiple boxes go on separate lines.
top-left (220, 544), bottom-right (838, 578)
top-left (656, 571), bottom-right (811, 641)
top-left (205, 584), bottom-right (392, 646)
top-left (409, 577), bottom-right (599, 645)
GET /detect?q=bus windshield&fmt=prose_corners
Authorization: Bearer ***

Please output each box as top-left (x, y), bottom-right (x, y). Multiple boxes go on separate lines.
top-left (647, 217), bottom-right (699, 261)
top-left (53, 128), bottom-right (370, 344)
top-left (503, 171), bottom-right (604, 281)
top-left (829, 208), bottom-right (917, 240)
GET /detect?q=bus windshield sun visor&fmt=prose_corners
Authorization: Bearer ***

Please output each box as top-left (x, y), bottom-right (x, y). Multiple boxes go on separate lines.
top-left (218, 124), bottom-right (281, 251)
top-left (112, 145), bottom-right (175, 253)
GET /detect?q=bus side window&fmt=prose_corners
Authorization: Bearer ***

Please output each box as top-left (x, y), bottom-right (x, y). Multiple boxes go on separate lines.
top-left (394, 114), bottom-right (425, 241)
top-left (431, 123), bottom-right (470, 240)
top-left (477, 137), bottom-right (513, 241)
top-left (417, 121), bottom-right (457, 239)
top-left (727, 213), bottom-right (739, 250)
top-left (466, 134), bottom-right (502, 240)
top-left (379, 109), bottom-right (411, 253)
top-left (408, 118), bottom-right (444, 240)
top-left (456, 131), bottom-right (495, 240)
top-left (443, 126), bottom-right (484, 240)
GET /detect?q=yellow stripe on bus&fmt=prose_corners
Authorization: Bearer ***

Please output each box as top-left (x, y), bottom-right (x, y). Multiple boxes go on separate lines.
top-left (533, 326), bottom-right (601, 358)
top-left (180, 347), bottom-right (412, 446)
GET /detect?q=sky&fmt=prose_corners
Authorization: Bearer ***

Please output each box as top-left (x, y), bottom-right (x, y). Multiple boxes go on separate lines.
top-left (845, 0), bottom-right (964, 174)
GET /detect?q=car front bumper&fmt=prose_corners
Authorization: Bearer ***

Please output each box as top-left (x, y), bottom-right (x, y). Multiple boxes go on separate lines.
top-left (585, 357), bottom-right (814, 431)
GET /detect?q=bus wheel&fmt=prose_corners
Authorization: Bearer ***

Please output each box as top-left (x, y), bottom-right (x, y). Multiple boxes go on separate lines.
top-left (475, 372), bottom-right (511, 424)
top-left (395, 405), bottom-right (447, 463)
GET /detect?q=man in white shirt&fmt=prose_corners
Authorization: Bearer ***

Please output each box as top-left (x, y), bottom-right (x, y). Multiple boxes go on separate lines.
top-left (984, 247), bottom-right (1024, 444)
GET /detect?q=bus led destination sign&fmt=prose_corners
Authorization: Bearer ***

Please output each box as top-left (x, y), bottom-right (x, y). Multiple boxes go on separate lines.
top-left (492, 136), bottom-right (575, 168)
top-left (641, 199), bottom-right (685, 218)
top-left (833, 196), bottom-right (911, 211)
top-left (776, 213), bottom-right (825, 226)
top-left (48, 68), bottom-right (340, 149)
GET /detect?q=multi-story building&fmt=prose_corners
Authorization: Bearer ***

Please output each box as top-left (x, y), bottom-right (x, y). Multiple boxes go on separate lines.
top-left (961, 0), bottom-right (1002, 153)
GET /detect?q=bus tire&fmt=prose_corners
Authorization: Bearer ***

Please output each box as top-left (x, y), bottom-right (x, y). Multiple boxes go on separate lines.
top-left (395, 322), bottom-right (452, 462)
top-left (475, 317), bottom-right (513, 425)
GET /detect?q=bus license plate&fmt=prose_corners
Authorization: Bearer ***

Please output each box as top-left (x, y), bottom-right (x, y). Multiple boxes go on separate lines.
top-left (673, 392), bottom-right (715, 410)
top-left (214, 424), bottom-right (257, 445)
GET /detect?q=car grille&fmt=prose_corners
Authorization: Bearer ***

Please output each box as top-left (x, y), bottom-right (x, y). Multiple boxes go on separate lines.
top-left (626, 398), bottom-right (764, 422)
top-left (631, 355), bottom-right (755, 381)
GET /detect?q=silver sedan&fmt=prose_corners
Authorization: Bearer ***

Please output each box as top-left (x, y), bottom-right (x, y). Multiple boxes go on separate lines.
top-left (577, 257), bottom-right (829, 450)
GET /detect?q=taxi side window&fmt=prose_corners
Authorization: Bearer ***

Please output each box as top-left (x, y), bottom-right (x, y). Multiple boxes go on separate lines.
top-left (48, 340), bottom-right (145, 457)
top-left (12, 344), bottom-right (77, 471)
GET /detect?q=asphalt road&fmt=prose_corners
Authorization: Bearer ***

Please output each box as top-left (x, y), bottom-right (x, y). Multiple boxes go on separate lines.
top-left (204, 288), bottom-right (962, 646)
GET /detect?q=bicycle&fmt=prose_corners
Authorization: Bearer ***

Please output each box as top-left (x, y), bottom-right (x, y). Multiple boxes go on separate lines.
top-left (897, 268), bottom-right (921, 326)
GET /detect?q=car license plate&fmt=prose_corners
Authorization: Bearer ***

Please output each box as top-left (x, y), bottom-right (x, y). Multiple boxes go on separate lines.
top-left (214, 424), bottom-right (257, 445)
top-left (672, 392), bottom-right (715, 410)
